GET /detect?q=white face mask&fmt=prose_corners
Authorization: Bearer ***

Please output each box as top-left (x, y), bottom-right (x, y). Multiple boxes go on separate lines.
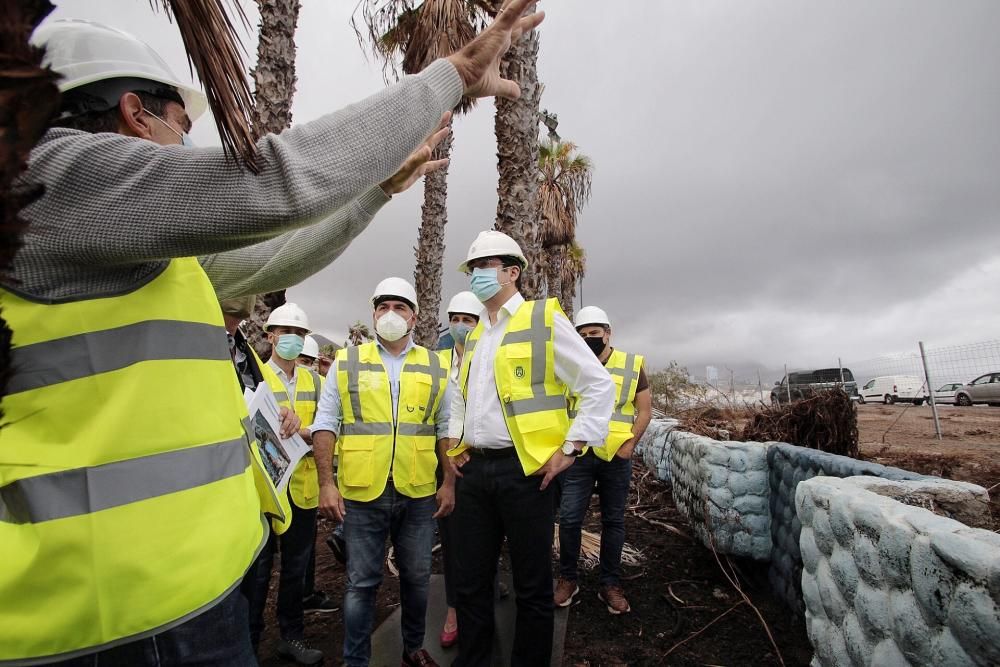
top-left (375, 310), bottom-right (409, 342)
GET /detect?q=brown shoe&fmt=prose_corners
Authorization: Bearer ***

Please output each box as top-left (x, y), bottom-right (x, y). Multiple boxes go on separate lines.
top-left (553, 578), bottom-right (579, 607)
top-left (598, 585), bottom-right (631, 615)
top-left (402, 648), bottom-right (438, 667)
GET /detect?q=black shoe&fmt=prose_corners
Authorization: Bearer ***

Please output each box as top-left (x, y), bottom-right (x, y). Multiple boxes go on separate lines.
top-left (326, 532), bottom-right (346, 564)
top-left (275, 638), bottom-right (323, 665)
top-left (302, 590), bottom-right (340, 614)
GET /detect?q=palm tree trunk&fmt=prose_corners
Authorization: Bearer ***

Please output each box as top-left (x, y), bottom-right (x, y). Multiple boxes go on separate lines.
top-left (544, 245), bottom-right (562, 305)
top-left (494, 11), bottom-right (543, 299)
top-left (245, 0), bottom-right (301, 358)
top-left (560, 263), bottom-right (577, 321)
top-left (413, 132), bottom-right (454, 348)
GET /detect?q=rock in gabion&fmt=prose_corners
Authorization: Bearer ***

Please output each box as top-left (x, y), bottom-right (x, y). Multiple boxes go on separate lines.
top-left (797, 476), bottom-right (999, 667)
top-left (668, 432), bottom-right (773, 560)
top-left (767, 444), bottom-right (929, 615)
top-left (635, 418), bottom-right (678, 482)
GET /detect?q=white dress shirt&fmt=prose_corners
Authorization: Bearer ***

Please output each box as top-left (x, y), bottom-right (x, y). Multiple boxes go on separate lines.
top-left (447, 292), bottom-right (614, 449)
top-left (267, 358), bottom-right (298, 408)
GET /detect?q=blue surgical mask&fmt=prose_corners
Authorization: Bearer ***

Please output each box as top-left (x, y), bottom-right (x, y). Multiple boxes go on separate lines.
top-left (470, 267), bottom-right (503, 302)
top-left (450, 323), bottom-right (473, 345)
top-left (275, 334), bottom-right (304, 360)
top-left (146, 108), bottom-right (194, 147)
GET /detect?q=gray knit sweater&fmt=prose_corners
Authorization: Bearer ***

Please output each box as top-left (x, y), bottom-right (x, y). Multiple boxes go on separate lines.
top-left (7, 59), bottom-right (462, 303)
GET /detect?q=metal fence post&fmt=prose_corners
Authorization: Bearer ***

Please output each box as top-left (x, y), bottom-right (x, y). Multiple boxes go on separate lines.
top-left (784, 363), bottom-right (791, 403)
top-left (919, 340), bottom-right (943, 441)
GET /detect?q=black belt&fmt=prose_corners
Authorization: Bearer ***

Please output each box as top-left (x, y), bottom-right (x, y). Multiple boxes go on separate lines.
top-left (467, 446), bottom-right (517, 459)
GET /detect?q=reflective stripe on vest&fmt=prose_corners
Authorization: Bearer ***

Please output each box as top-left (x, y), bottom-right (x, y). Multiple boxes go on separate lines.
top-left (571, 349), bottom-right (644, 461)
top-left (0, 257), bottom-right (264, 664)
top-left (335, 342), bottom-right (445, 501)
top-left (458, 299), bottom-right (569, 475)
top-left (1, 436), bottom-right (248, 524)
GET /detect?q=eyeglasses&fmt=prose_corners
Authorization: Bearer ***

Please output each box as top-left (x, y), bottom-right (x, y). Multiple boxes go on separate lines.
top-left (465, 258), bottom-right (507, 274)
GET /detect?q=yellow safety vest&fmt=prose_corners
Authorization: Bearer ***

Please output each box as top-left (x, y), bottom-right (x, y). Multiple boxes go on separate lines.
top-left (263, 363), bottom-right (324, 509)
top-left (0, 258), bottom-right (266, 664)
top-left (453, 298), bottom-right (570, 475)
top-left (246, 346), bottom-right (293, 535)
top-left (569, 349), bottom-right (645, 460)
top-left (335, 342), bottom-right (446, 502)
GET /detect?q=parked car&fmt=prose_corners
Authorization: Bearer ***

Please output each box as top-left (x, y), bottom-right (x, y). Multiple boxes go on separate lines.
top-left (858, 375), bottom-right (928, 405)
top-left (771, 368), bottom-right (859, 404)
top-left (932, 382), bottom-right (964, 406)
top-left (954, 372), bottom-right (1000, 407)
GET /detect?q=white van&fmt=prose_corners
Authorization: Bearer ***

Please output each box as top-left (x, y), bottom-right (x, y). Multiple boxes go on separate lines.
top-left (858, 375), bottom-right (928, 405)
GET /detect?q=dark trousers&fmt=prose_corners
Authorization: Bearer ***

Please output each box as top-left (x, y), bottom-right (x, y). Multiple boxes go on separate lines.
top-left (245, 499), bottom-right (317, 644)
top-left (558, 451), bottom-right (632, 586)
top-left (453, 452), bottom-right (556, 667)
top-left (48, 588), bottom-right (256, 666)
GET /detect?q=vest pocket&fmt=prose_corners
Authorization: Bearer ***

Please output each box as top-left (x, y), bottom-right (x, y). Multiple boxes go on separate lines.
top-left (339, 440), bottom-right (374, 488)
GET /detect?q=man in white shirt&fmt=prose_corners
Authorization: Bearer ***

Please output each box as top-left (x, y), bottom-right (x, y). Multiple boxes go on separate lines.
top-left (446, 231), bottom-right (615, 666)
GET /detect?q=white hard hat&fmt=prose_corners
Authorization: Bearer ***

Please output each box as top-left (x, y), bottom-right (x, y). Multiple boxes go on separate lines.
top-left (32, 19), bottom-right (208, 121)
top-left (446, 291), bottom-right (482, 318)
top-left (574, 306), bottom-right (611, 329)
top-left (371, 277), bottom-right (419, 313)
top-left (300, 335), bottom-right (319, 359)
top-left (265, 303), bottom-right (311, 333)
top-left (458, 230), bottom-right (528, 274)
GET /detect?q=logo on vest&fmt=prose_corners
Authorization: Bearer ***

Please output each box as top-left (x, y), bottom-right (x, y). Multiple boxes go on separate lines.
top-left (515, 366), bottom-right (525, 378)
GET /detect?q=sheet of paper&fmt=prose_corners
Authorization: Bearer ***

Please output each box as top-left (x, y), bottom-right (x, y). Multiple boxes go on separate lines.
top-left (245, 382), bottom-right (310, 492)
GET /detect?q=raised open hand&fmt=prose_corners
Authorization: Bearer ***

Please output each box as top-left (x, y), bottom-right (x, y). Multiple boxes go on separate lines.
top-left (447, 0), bottom-right (546, 100)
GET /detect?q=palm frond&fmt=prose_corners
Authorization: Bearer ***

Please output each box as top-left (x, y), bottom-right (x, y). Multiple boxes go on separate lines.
top-left (353, 0), bottom-right (484, 113)
top-left (537, 138), bottom-right (593, 247)
top-left (153, 0), bottom-right (259, 170)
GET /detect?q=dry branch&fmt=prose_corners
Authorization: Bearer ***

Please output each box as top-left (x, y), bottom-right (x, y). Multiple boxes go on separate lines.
top-left (741, 388), bottom-right (858, 457)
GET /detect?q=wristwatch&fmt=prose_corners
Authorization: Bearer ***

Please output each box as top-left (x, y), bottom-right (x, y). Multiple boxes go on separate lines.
top-left (561, 442), bottom-right (583, 457)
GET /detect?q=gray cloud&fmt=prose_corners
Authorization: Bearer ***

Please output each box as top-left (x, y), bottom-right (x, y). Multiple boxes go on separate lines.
top-left (49, 0), bottom-right (1000, 374)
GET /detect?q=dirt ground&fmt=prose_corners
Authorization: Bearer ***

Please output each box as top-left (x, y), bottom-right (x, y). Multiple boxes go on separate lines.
top-left (857, 403), bottom-right (1000, 516)
top-left (256, 404), bottom-right (997, 666)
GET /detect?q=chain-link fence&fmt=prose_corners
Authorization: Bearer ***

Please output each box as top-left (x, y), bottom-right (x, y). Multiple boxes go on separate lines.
top-left (846, 339), bottom-right (1000, 400)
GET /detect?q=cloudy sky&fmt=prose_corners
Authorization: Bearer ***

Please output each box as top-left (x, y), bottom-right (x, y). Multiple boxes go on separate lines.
top-left (49, 1), bottom-right (1000, 378)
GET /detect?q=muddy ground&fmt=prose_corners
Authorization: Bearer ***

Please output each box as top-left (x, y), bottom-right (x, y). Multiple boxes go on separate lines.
top-left (257, 404), bottom-right (997, 666)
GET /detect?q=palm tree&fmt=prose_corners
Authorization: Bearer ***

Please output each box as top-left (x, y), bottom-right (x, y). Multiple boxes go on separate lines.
top-left (347, 321), bottom-right (374, 347)
top-left (493, 1), bottom-right (543, 298)
top-left (353, 0), bottom-right (489, 348)
top-left (537, 139), bottom-right (592, 319)
top-left (245, 0), bottom-right (302, 358)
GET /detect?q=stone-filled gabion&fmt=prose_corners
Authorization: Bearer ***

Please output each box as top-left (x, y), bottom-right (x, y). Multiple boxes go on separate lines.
top-left (797, 476), bottom-right (1000, 667)
top-left (767, 444), bottom-right (928, 615)
top-left (635, 418), bottom-right (678, 482)
top-left (668, 432), bottom-right (773, 560)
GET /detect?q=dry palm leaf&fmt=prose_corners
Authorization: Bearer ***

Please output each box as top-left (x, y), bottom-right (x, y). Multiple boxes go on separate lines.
top-left (152, 0), bottom-right (260, 170)
top-left (553, 525), bottom-right (644, 570)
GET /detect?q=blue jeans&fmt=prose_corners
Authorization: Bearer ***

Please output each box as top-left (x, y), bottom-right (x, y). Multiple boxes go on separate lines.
top-left (47, 588), bottom-right (256, 666)
top-left (342, 482), bottom-right (436, 666)
top-left (245, 498), bottom-right (316, 643)
top-left (558, 451), bottom-right (632, 586)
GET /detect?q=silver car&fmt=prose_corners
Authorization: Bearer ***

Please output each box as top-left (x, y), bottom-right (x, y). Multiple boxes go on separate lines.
top-left (954, 372), bottom-right (1000, 407)
top-left (932, 383), bottom-right (963, 406)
